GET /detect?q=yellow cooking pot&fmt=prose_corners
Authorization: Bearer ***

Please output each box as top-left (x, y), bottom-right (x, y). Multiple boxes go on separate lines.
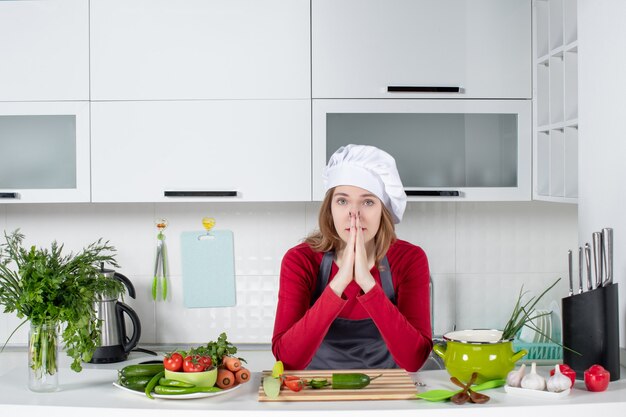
top-left (433, 329), bottom-right (527, 384)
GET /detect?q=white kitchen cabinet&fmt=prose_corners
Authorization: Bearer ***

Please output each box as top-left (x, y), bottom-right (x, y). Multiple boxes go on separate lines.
top-left (313, 99), bottom-right (531, 201)
top-left (0, 102), bottom-right (90, 203)
top-left (533, 0), bottom-right (578, 203)
top-left (312, 0), bottom-right (531, 99)
top-left (91, 100), bottom-right (311, 202)
top-left (90, 0), bottom-right (310, 101)
top-left (0, 0), bottom-right (89, 101)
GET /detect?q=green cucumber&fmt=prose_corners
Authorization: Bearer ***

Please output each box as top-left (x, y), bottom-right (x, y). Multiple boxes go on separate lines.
top-left (308, 378), bottom-right (330, 389)
top-left (154, 385), bottom-right (222, 395)
top-left (331, 373), bottom-right (382, 389)
top-left (119, 375), bottom-right (153, 391)
top-left (119, 363), bottom-right (164, 378)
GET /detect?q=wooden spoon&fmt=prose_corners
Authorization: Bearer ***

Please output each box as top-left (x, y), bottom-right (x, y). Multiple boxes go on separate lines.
top-left (467, 389), bottom-right (490, 404)
top-left (450, 374), bottom-right (491, 404)
top-left (450, 389), bottom-right (470, 405)
top-left (449, 373), bottom-right (478, 405)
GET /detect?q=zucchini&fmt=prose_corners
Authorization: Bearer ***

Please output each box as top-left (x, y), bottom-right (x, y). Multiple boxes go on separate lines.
top-left (331, 373), bottom-right (382, 389)
top-left (119, 363), bottom-right (164, 378)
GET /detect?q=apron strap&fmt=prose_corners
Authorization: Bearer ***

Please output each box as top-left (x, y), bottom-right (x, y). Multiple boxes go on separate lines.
top-left (379, 256), bottom-right (396, 304)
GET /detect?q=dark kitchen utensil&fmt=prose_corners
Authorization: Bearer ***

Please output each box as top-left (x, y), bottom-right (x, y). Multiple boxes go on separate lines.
top-left (562, 283), bottom-right (620, 381)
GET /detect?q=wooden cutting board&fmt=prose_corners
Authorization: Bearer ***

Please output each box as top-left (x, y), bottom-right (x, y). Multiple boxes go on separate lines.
top-left (257, 369), bottom-right (417, 402)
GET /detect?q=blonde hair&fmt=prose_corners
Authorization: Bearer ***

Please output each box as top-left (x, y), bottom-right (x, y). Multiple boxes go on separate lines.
top-left (304, 188), bottom-right (397, 267)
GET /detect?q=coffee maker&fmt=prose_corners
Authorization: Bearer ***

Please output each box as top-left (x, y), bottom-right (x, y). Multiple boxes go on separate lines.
top-left (90, 266), bottom-right (141, 363)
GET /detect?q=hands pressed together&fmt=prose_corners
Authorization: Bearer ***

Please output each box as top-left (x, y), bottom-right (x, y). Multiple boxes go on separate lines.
top-left (329, 212), bottom-right (377, 297)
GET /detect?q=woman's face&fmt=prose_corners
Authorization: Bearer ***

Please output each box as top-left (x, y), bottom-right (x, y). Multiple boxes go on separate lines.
top-left (331, 185), bottom-right (383, 246)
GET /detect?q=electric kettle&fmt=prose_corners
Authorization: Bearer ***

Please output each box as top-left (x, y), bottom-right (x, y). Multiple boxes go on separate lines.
top-left (90, 266), bottom-right (141, 363)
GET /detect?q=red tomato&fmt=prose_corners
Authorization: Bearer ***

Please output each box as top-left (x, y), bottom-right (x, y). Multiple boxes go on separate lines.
top-left (281, 375), bottom-right (301, 387)
top-left (549, 364), bottom-right (576, 388)
top-left (284, 377), bottom-right (304, 392)
top-left (584, 364), bottom-right (610, 392)
top-left (198, 355), bottom-right (213, 369)
top-left (163, 352), bottom-right (183, 372)
top-left (183, 355), bottom-right (206, 372)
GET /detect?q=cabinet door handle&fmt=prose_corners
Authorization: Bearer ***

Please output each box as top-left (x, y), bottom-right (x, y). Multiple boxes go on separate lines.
top-left (387, 86), bottom-right (461, 93)
top-left (0, 192), bottom-right (19, 199)
top-left (164, 191), bottom-right (238, 197)
top-left (405, 190), bottom-right (460, 197)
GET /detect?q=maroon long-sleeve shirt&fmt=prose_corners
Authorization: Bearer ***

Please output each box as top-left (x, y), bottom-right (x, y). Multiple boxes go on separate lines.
top-left (271, 240), bottom-right (433, 371)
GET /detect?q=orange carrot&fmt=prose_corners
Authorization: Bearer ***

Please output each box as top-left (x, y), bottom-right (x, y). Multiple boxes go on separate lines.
top-left (235, 367), bottom-right (250, 384)
top-left (222, 355), bottom-right (241, 372)
top-left (217, 368), bottom-right (235, 389)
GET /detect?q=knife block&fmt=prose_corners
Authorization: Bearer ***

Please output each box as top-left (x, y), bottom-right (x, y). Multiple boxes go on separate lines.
top-left (562, 283), bottom-right (620, 381)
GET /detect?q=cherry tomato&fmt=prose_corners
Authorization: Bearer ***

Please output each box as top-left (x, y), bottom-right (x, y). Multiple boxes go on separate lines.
top-left (584, 364), bottom-right (610, 392)
top-left (163, 352), bottom-right (183, 372)
top-left (550, 364), bottom-right (576, 388)
top-left (198, 355), bottom-right (213, 369)
top-left (284, 376), bottom-right (305, 392)
top-left (183, 355), bottom-right (206, 372)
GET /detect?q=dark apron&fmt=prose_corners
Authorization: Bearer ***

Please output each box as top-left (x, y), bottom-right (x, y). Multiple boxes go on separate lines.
top-left (307, 251), bottom-right (399, 370)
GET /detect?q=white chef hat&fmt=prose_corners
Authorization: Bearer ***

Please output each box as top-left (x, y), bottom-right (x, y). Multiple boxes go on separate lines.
top-left (323, 144), bottom-right (407, 224)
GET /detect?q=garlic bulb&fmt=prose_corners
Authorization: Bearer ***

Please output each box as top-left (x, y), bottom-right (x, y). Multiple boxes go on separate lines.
top-left (547, 364), bottom-right (571, 392)
top-left (521, 362), bottom-right (546, 391)
top-left (506, 363), bottom-right (526, 387)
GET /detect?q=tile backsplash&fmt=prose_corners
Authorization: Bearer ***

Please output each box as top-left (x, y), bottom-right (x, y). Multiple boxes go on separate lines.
top-left (0, 201), bottom-right (577, 347)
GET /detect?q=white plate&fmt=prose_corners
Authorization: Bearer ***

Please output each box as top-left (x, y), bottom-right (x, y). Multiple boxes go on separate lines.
top-left (113, 382), bottom-right (242, 400)
top-left (504, 384), bottom-right (570, 399)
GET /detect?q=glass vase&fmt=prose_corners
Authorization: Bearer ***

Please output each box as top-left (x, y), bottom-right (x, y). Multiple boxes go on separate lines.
top-left (28, 321), bottom-right (59, 392)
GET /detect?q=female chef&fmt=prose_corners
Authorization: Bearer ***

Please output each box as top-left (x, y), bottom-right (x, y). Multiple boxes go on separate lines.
top-left (271, 144), bottom-right (432, 371)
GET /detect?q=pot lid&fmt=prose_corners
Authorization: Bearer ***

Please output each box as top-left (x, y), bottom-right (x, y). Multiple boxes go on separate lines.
top-left (443, 329), bottom-right (508, 344)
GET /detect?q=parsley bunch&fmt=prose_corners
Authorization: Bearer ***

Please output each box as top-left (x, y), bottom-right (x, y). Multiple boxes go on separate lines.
top-left (0, 230), bottom-right (124, 373)
top-left (194, 332), bottom-right (242, 367)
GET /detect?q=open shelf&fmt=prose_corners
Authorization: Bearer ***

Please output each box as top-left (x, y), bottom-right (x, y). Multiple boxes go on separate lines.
top-left (533, 0), bottom-right (578, 204)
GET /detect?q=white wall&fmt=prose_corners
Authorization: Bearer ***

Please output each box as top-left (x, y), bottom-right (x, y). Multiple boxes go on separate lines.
top-left (578, 0), bottom-right (626, 349)
top-left (0, 201), bottom-right (576, 348)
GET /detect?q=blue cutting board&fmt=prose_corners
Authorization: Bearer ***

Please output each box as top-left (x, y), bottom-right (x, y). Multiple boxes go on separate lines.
top-left (180, 230), bottom-right (236, 308)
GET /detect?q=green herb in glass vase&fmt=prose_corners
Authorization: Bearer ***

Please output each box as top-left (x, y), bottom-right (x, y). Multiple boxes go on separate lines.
top-left (0, 230), bottom-right (125, 391)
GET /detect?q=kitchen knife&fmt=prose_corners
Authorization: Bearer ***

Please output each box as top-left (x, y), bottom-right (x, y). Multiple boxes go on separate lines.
top-left (578, 246), bottom-right (584, 294)
top-left (602, 228), bottom-right (613, 286)
top-left (593, 232), bottom-right (603, 289)
top-left (567, 249), bottom-right (573, 296)
top-left (584, 243), bottom-right (593, 291)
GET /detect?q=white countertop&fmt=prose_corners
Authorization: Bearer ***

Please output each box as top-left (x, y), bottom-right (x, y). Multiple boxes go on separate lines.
top-left (1, 348), bottom-right (626, 417)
